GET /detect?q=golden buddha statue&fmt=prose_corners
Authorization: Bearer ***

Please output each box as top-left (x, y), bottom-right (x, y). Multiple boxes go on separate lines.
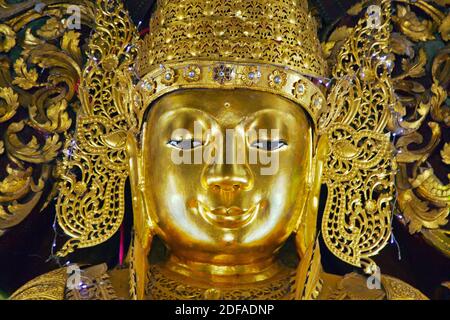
top-left (7, 0), bottom-right (431, 300)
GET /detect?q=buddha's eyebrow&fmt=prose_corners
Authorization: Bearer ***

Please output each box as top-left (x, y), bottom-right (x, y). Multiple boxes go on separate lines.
top-left (242, 109), bottom-right (296, 126)
top-left (159, 107), bottom-right (216, 122)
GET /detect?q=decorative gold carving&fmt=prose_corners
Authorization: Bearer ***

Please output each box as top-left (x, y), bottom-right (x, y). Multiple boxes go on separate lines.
top-left (10, 267), bottom-right (67, 300)
top-left (0, 24), bottom-right (15, 53)
top-left (6, 121), bottom-right (61, 163)
top-left (137, 0), bottom-right (326, 78)
top-left (0, 86), bottom-right (19, 122)
top-left (320, 0), bottom-right (396, 272)
top-left (390, 1), bottom-right (450, 257)
top-left (11, 263), bottom-right (120, 300)
top-left (393, 4), bottom-right (436, 42)
top-left (147, 265), bottom-right (297, 300)
top-left (12, 57), bottom-right (39, 90)
top-left (183, 64), bottom-right (201, 82)
top-left (322, 272), bottom-right (428, 300)
top-left (381, 275), bottom-right (429, 300)
top-left (240, 65), bottom-right (261, 86)
top-left (160, 67), bottom-right (177, 86)
top-left (0, 0), bottom-right (95, 233)
top-left (327, 273), bottom-right (386, 300)
top-left (133, 0), bottom-right (327, 130)
top-left (65, 264), bottom-right (119, 300)
top-left (55, 0), bottom-right (138, 256)
top-left (268, 69), bottom-right (288, 89)
top-left (440, 13), bottom-right (450, 41)
top-left (136, 61), bottom-right (326, 129)
top-left (442, 143), bottom-right (450, 164)
top-left (324, 0), bottom-right (450, 259)
top-left (398, 188), bottom-right (448, 234)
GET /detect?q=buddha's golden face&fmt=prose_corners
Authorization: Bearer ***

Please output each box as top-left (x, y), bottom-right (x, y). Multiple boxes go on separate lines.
top-left (138, 89), bottom-right (315, 265)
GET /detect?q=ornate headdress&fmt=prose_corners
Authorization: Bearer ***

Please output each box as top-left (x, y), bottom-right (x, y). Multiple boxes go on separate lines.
top-left (55, 0), bottom-right (396, 297)
top-left (134, 0), bottom-right (328, 130)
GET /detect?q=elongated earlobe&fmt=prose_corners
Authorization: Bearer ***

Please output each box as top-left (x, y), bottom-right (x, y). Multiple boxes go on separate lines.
top-left (295, 135), bottom-right (329, 257)
top-left (127, 131), bottom-right (154, 300)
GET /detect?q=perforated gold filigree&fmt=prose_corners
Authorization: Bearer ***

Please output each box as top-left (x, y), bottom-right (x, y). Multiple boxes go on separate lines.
top-left (55, 0), bottom-right (139, 256)
top-left (137, 0), bottom-right (325, 78)
top-left (320, 0), bottom-right (396, 271)
top-left (146, 265), bottom-right (297, 300)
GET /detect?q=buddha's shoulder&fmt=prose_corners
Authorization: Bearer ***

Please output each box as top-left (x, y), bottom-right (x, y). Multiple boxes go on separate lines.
top-left (10, 264), bottom-right (128, 300)
top-left (320, 271), bottom-right (428, 300)
top-left (380, 274), bottom-right (429, 300)
top-left (9, 267), bottom-right (68, 300)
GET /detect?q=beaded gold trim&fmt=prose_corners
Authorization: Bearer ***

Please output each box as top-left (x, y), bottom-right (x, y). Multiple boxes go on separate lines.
top-left (134, 61), bottom-right (326, 129)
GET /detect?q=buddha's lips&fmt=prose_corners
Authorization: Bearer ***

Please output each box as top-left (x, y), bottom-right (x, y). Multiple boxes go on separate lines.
top-left (189, 201), bottom-right (263, 229)
top-left (211, 207), bottom-right (245, 216)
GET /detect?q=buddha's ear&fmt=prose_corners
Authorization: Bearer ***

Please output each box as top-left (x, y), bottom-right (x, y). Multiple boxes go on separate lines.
top-left (296, 134), bottom-right (329, 258)
top-left (127, 131), bottom-right (143, 233)
top-left (126, 131), bottom-right (153, 300)
top-left (126, 130), bottom-right (155, 246)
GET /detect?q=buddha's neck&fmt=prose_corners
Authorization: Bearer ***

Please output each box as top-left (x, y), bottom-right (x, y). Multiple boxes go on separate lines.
top-left (160, 254), bottom-right (289, 287)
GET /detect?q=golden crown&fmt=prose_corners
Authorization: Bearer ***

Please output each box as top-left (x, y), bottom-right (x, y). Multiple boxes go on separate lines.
top-left (135, 0), bottom-right (328, 127)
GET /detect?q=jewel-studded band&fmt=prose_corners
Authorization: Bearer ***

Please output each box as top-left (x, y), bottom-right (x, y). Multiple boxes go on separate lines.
top-left (135, 61), bottom-right (327, 129)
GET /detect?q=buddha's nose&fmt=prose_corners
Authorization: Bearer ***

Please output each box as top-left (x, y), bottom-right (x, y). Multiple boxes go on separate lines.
top-left (202, 163), bottom-right (253, 192)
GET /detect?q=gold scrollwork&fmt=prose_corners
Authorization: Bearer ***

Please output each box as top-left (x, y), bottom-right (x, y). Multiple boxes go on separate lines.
top-left (55, 0), bottom-right (138, 256)
top-left (321, 0), bottom-right (396, 272)
top-left (0, 0), bottom-right (95, 233)
top-left (324, 0), bottom-right (450, 259)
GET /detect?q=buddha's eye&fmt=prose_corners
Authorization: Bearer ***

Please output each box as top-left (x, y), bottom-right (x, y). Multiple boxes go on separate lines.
top-left (250, 140), bottom-right (287, 151)
top-left (168, 139), bottom-right (203, 150)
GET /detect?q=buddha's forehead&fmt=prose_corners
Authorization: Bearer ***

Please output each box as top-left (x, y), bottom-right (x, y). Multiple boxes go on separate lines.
top-left (149, 88), bottom-right (310, 128)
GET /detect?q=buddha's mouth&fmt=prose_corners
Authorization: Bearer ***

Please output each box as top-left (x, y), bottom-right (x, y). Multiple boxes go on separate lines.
top-left (191, 201), bottom-right (263, 229)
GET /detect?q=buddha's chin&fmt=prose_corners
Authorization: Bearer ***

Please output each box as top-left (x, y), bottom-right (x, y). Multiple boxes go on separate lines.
top-left (188, 199), bottom-right (267, 230)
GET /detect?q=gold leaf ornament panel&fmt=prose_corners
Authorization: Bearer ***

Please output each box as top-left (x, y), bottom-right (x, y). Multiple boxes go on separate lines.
top-left (321, 0), bottom-right (397, 271)
top-left (324, 0), bottom-right (450, 258)
top-left (391, 0), bottom-right (449, 257)
top-left (55, 0), bottom-right (138, 256)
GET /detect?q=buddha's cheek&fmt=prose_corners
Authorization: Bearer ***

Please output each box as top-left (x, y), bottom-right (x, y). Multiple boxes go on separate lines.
top-left (239, 160), bottom-right (307, 247)
top-left (147, 161), bottom-right (211, 243)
